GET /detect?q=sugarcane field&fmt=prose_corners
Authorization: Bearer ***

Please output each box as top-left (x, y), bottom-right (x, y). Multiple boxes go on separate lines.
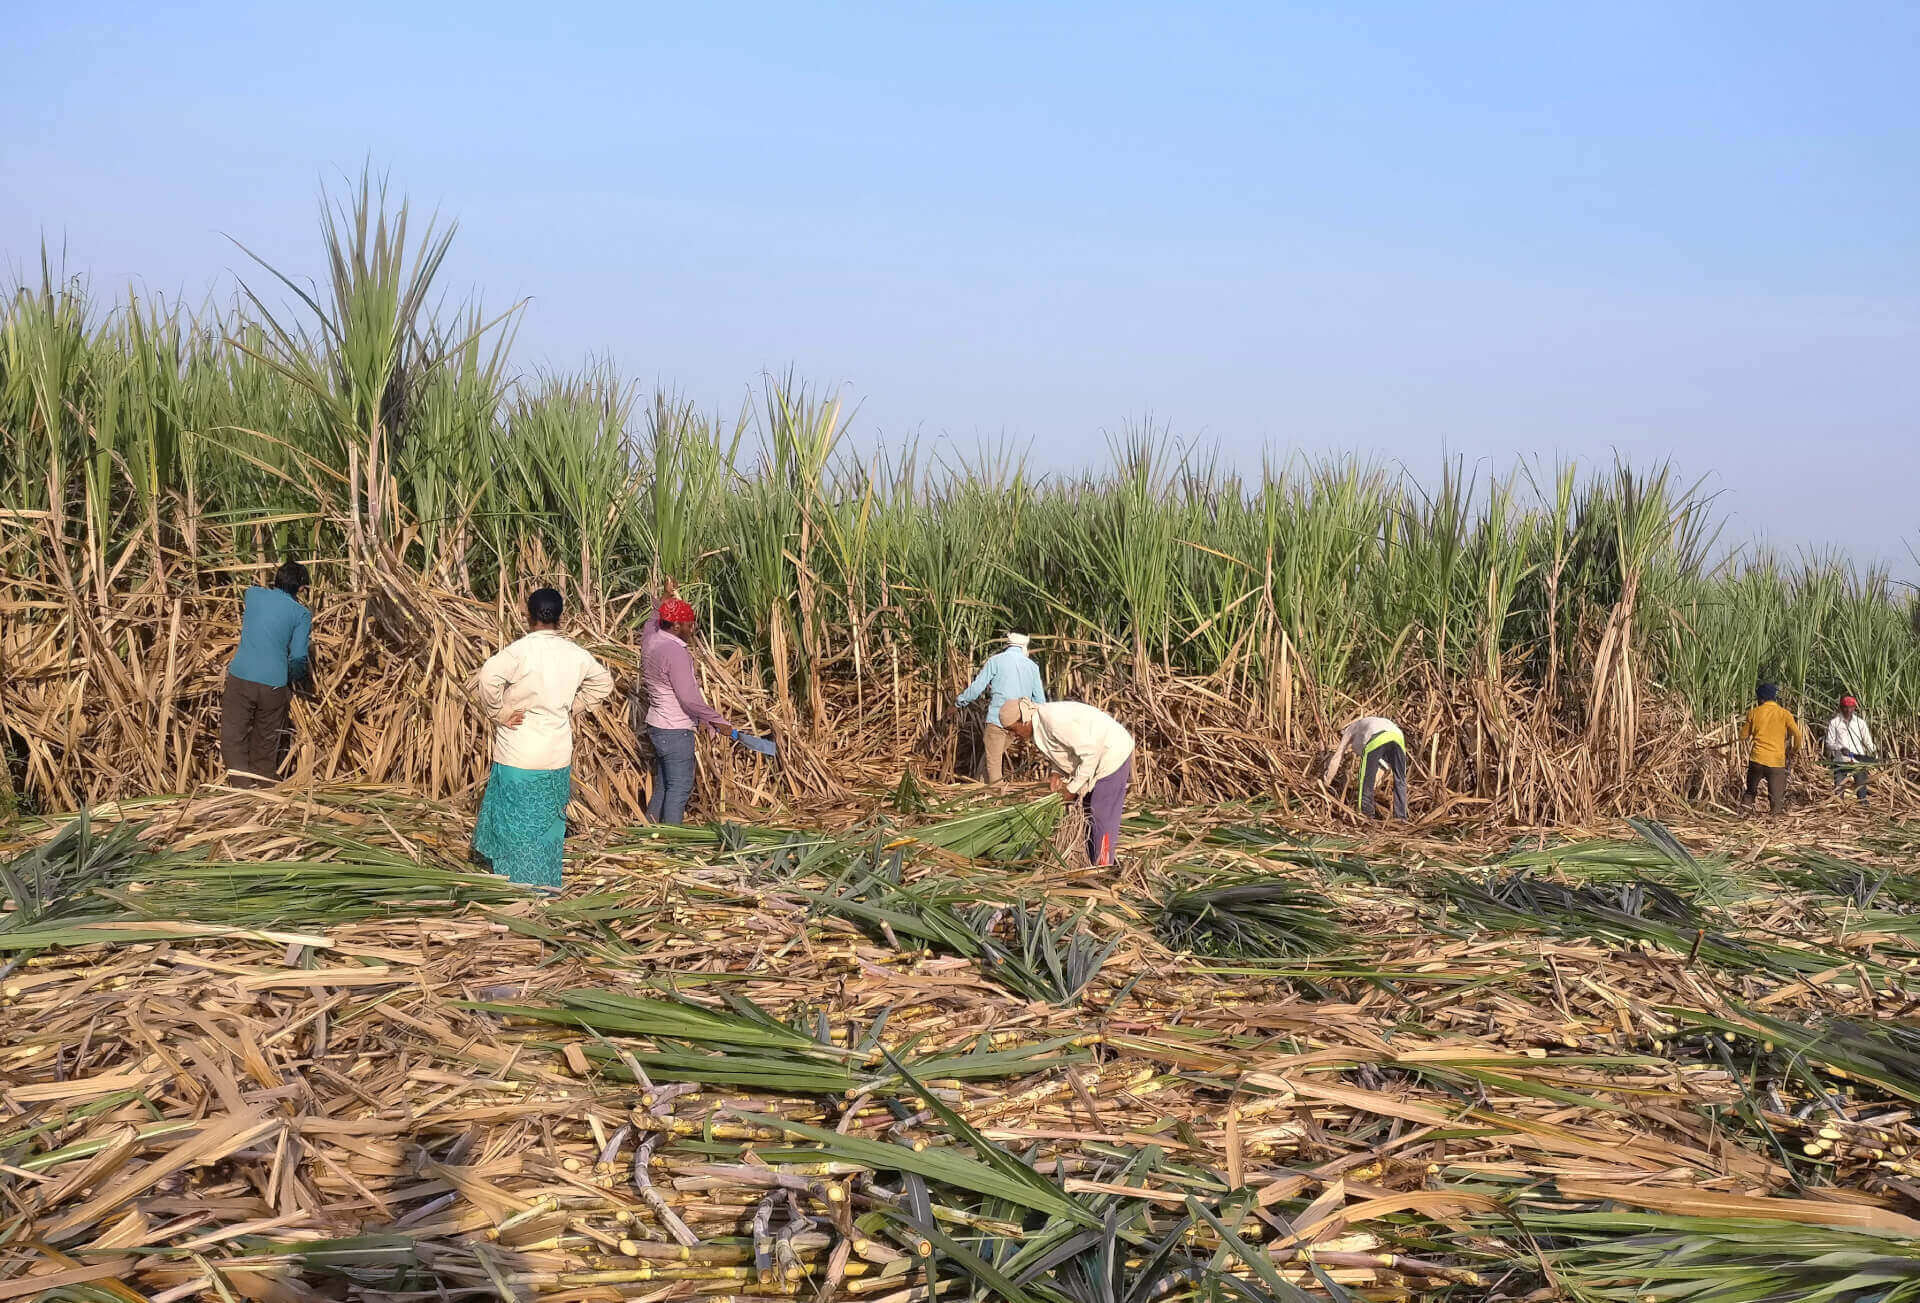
top-left (7, 180), bottom-right (1920, 1303)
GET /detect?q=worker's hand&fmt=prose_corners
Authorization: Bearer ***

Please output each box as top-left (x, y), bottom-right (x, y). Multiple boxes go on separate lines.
top-left (663, 577), bottom-right (679, 599)
top-left (502, 709), bottom-right (527, 728)
top-left (1048, 774), bottom-right (1066, 794)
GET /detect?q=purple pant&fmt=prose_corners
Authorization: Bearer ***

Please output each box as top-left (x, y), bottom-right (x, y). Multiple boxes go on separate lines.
top-left (1082, 756), bottom-right (1131, 867)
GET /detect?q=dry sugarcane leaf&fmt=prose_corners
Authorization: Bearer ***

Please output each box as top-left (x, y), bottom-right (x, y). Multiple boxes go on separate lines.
top-left (44, 1111), bottom-right (280, 1241)
top-left (1557, 1180), bottom-right (1920, 1236)
top-left (0, 1260), bottom-right (141, 1300)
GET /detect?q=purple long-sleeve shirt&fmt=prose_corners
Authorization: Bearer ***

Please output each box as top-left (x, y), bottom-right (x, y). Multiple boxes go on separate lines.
top-left (640, 607), bottom-right (733, 734)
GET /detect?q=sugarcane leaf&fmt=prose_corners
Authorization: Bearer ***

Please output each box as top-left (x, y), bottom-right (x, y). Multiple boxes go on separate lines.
top-left (882, 1049), bottom-right (1099, 1219)
top-left (733, 1109), bottom-right (1093, 1225)
top-left (870, 1202), bottom-right (1042, 1303)
top-left (1185, 1195), bottom-right (1319, 1303)
top-left (1122, 1211), bottom-right (1205, 1303)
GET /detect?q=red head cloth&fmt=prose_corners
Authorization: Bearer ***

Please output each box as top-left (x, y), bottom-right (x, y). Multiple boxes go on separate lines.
top-left (1841, 695), bottom-right (1857, 709)
top-left (659, 598), bottom-right (697, 625)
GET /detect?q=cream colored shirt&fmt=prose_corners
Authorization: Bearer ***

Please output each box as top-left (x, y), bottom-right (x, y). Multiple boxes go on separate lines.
top-left (1029, 701), bottom-right (1135, 796)
top-left (475, 631), bottom-right (614, 770)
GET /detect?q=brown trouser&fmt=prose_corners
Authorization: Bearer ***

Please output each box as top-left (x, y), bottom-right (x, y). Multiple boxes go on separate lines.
top-left (1744, 761), bottom-right (1786, 815)
top-left (982, 722), bottom-right (1010, 784)
top-left (222, 674), bottom-right (290, 788)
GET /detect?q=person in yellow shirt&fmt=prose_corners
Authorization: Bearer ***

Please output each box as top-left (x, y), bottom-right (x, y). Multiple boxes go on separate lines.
top-left (1740, 682), bottom-right (1806, 816)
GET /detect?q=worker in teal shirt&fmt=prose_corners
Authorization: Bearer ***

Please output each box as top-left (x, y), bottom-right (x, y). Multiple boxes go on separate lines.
top-left (956, 633), bottom-right (1046, 784)
top-left (222, 559), bottom-right (313, 787)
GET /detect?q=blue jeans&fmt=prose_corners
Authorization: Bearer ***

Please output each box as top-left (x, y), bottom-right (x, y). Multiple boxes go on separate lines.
top-left (647, 726), bottom-right (697, 824)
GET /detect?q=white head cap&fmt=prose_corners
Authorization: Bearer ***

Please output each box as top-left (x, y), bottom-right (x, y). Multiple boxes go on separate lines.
top-left (1006, 632), bottom-right (1030, 648)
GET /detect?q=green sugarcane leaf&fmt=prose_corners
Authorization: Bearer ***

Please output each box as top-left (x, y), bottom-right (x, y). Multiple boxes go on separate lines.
top-left (733, 1109), bottom-right (1094, 1226)
top-left (882, 1049), bottom-right (1101, 1219)
top-left (869, 1203), bottom-right (1041, 1303)
top-left (1185, 1195), bottom-right (1319, 1303)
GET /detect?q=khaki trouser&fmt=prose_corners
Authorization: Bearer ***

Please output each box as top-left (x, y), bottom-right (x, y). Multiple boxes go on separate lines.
top-left (983, 722), bottom-right (1010, 784)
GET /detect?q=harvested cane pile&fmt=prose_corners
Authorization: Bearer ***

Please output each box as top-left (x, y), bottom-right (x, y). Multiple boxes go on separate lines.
top-left (7, 785), bottom-right (1920, 1301)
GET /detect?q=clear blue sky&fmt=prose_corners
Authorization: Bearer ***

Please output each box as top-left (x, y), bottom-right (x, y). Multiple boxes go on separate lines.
top-left (5, 2), bottom-right (1916, 569)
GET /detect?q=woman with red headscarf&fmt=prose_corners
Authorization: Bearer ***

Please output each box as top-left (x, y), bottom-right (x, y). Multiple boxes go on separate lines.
top-left (638, 579), bottom-right (737, 824)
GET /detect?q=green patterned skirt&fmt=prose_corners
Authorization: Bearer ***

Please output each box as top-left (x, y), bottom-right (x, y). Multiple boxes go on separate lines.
top-left (473, 762), bottom-right (570, 889)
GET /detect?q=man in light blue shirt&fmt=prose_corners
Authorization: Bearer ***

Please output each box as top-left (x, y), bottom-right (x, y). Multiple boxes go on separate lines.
top-left (956, 633), bottom-right (1046, 784)
top-left (222, 559), bottom-right (313, 787)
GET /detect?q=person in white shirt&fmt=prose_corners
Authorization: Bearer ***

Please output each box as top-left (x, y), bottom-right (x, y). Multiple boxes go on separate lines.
top-left (1322, 715), bottom-right (1408, 819)
top-left (999, 697), bottom-right (1134, 866)
top-left (1825, 694), bottom-right (1876, 805)
top-left (471, 588), bottom-right (614, 889)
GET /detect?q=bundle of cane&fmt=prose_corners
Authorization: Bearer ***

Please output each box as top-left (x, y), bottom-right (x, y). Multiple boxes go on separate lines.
top-left (1052, 798), bottom-right (1089, 868)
